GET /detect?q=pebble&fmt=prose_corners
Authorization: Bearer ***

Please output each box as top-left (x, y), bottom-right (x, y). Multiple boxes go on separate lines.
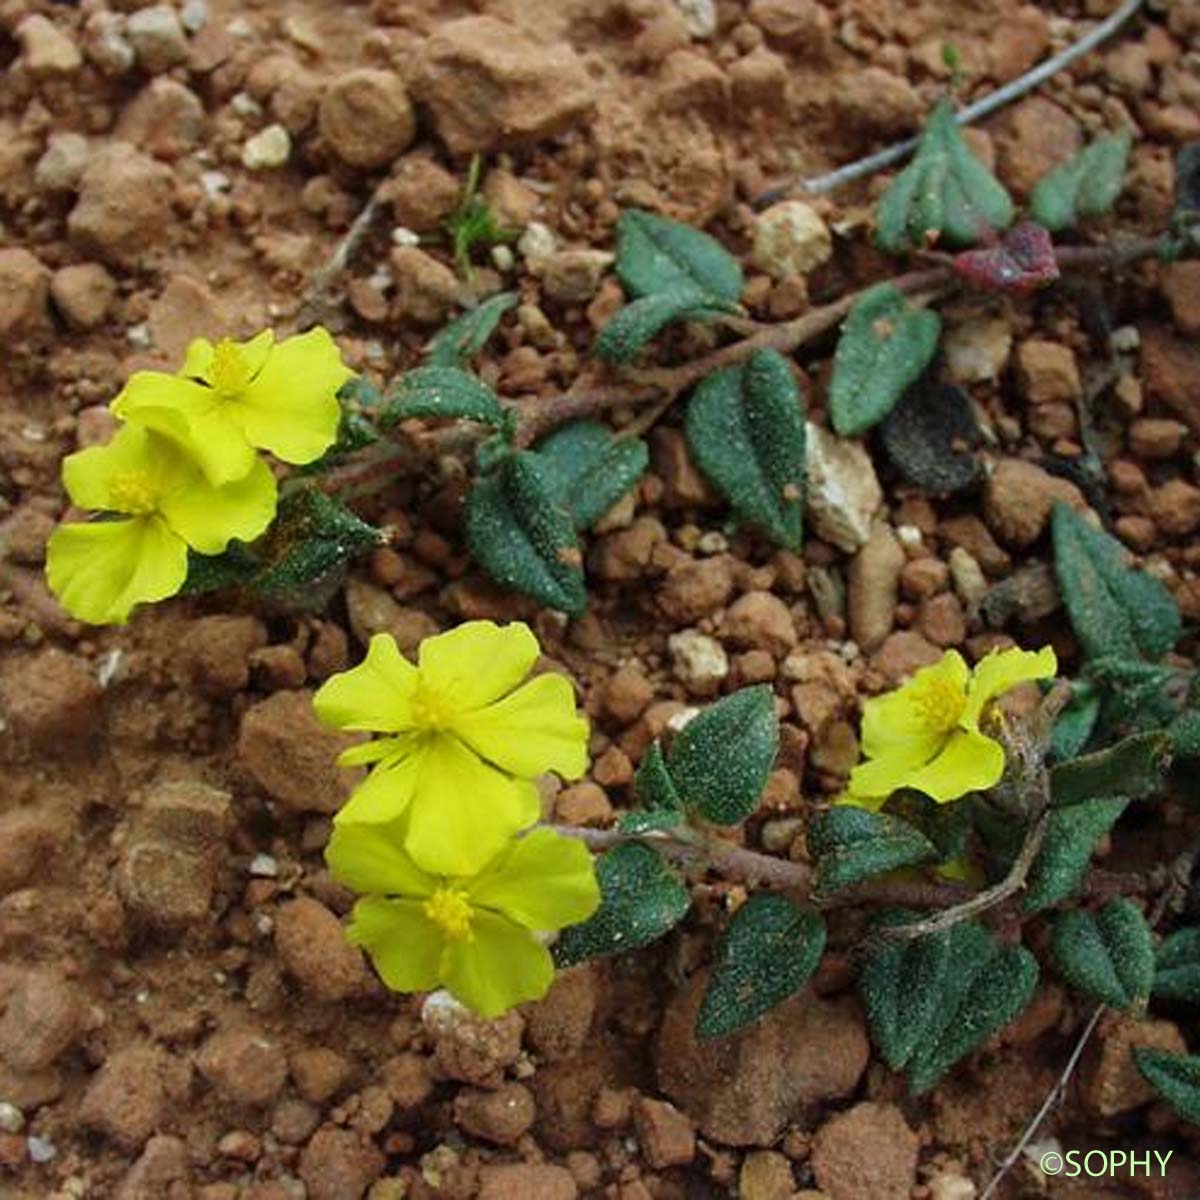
top-left (0, 249), bottom-right (50, 339)
top-left (668, 628), bottom-right (729, 694)
top-left (79, 1046), bottom-right (166, 1151)
top-left (847, 525), bottom-right (904, 651)
top-left (942, 316), bottom-right (1012, 384)
top-left (0, 1103), bottom-right (23, 1134)
top-left (518, 221), bottom-right (558, 267)
top-left (752, 201), bottom-right (832, 279)
top-left (675, 0), bottom-right (718, 36)
top-left (126, 6), bottom-right (189, 73)
top-left (430, 1008), bottom-right (523, 1086)
top-left (1015, 339), bottom-right (1081, 405)
top-left (0, 648), bottom-right (102, 747)
top-left (477, 1163), bottom-right (578, 1200)
top-left (1080, 1012), bottom-right (1187, 1117)
top-left (739, 1148), bottom-right (797, 1200)
top-left (633, 1096), bottom-right (695, 1167)
top-left (414, 17), bottom-right (596, 155)
top-left (274, 897), bottom-right (368, 1003)
top-left (651, 426), bottom-right (719, 508)
top-left (810, 1102), bottom-right (919, 1200)
top-left (242, 124), bottom-right (291, 170)
top-left (117, 79), bottom-right (205, 158)
top-left (602, 665), bottom-right (654, 724)
top-left (1141, 326), bottom-right (1200, 434)
top-left (16, 14), bottom-right (81, 75)
top-left (871, 630), bottom-right (942, 683)
top-left (1151, 479), bottom-right (1200, 537)
top-left (524, 966), bottom-right (597, 1063)
top-left (385, 153), bottom-right (461, 232)
top-left (319, 69), bottom-right (416, 170)
top-left (180, 0), bottom-right (208, 34)
top-left (1161, 260), bottom-right (1200, 335)
top-left (299, 1127), bottom-right (386, 1200)
top-left (453, 1082), bottom-right (536, 1146)
top-left (555, 781), bottom-right (613, 826)
top-left (997, 97), bottom-right (1082, 196)
top-left (34, 134), bottom-right (89, 194)
top-left (292, 1048), bottom-right (352, 1105)
top-left (1129, 417), bottom-right (1188, 460)
top-left (805, 423), bottom-right (882, 552)
top-left (948, 546), bottom-right (988, 612)
top-left (51, 263), bottom-right (117, 330)
top-left (657, 972), bottom-right (867, 1145)
top-left (721, 591), bottom-right (798, 656)
top-left (834, 66), bottom-right (922, 137)
top-left (983, 459), bottom-right (1086, 549)
top-left (198, 1029), bottom-right (288, 1107)
top-left (658, 556), bottom-right (735, 622)
top-left (540, 249), bottom-right (614, 303)
top-left (68, 144), bottom-right (174, 268)
top-left (26, 1135), bottom-right (55, 1163)
top-left (389, 246), bottom-right (463, 326)
top-left (238, 689), bottom-right (361, 815)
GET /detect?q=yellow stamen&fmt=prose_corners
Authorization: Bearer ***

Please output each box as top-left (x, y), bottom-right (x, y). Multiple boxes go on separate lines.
top-left (107, 470), bottom-right (157, 515)
top-left (424, 888), bottom-right (473, 940)
top-left (911, 676), bottom-right (966, 734)
top-left (210, 339), bottom-right (250, 398)
top-left (410, 683), bottom-right (454, 731)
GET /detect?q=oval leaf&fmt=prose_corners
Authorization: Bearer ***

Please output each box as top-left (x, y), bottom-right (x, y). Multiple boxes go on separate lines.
top-left (1050, 731), bottom-right (1171, 807)
top-left (427, 292), bottom-right (518, 367)
top-left (1051, 503), bottom-right (1182, 662)
top-left (464, 451), bottom-right (586, 615)
top-left (1153, 926), bottom-right (1200, 1003)
top-left (553, 842), bottom-right (691, 968)
top-left (809, 807), bottom-right (938, 895)
top-left (535, 421), bottom-right (649, 530)
top-left (829, 284), bottom-right (941, 437)
top-left (876, 101), bottom-right (1014, 253)
top-left (1030, 132), bottom-right (1132, 233)
top-left (1134, 1049), bottom-right (1200, 1124)
top-left (382, 365), bottom-right (504, 428)
top-left (595, 287), bottom-right (725, 365)
top-left (1051, 898), bottom-right (1154, 1012)
top-left (666, 685), bottom-right (778, 825)
top-left (685, 349), bottom-right (806, 548)
top-left (1022, 795), bottom-right (1129, 912)
top-left (616, 209), bottom-right (743, 304)
top-left (697, 895), bottom-right (826, 1040)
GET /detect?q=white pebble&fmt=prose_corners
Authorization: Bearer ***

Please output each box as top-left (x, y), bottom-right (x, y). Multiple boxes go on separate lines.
top-left (249, 853), bottom-right (278, 878)
top-left (242, 124), bottom-right (291, 170)
top-left (201, 170), bottom-right (231, 198)
top-left (230, 91), bottom-right (262, 118)
top-left (27, 1135), bottom-right (56, 1163)
top-left (391, 226), bottom-right (420, 247)
top-left (674, 0), bottom-right (717, 37)
top-left (0, 1103), bottom-right (24, 1134)
top-left (517, 221), bottom-right (556, 266)
top-left (180, 0), bottom-right (208, 34)
top-left (491, 244), bottom-right (515, 272)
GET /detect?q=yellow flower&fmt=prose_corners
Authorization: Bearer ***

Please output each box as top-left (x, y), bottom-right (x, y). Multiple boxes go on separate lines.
top-left (314, 622), bottom-right (589, 875)
top-left (845, 646), bottom-right (1057, 808)
top-left (327, 822), bottom-right (600, 1018)
top-left (110, 327), bottom-right (353, 486)
top-left (46, 423), bottom-right (276, 625)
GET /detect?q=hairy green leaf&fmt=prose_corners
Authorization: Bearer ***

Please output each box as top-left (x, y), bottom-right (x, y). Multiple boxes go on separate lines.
top-left (1051, 503), bottom-right (1181, 662)
top-left (1051, 898), bottom-right (1154, 1012)
top-left (829, 284), bottom-right (941, 437)
top-left (1169, 708), bottom-right (1200, 758)
top-left (427, 292), bottom-right (518, 367)
top-left (876, 101), bottom-right (1014, 253)
top-left (1050, 732), bottom-right (1171, 807)
top-left (619, 742), bottom-right (685, 834)
top-left (535, 421), bottom-right (649, 530)
top-left (553, 842), bottom-right (691, 967)
top-left (1087, 658), bottom-right (1190, 738)
top-left (879, 380), bottom-right (981, 496)
top-left (697, 895), bottom-right (826, 1040)
top-left (1023, 796), bottom-right (1129, 912)
top-left (464, 451), bottom-right (586, 615)
top-left (1153, 927), bottom-right (1200, 1003)
top-left (180, 543), bottom-right (260, 596)
top-left (595, 287), bottom-right (727, 364)
top-left (1134, 1049), bottom-right (1200, 1124)
top-left (685, 349), bottom-right (806, 549)
top-left (667, 686), bottom-right (778, 825)
top-left (810, 808), bottom-right (938, 895)
top-left (615, 209), bottom-right (743, 304)
top-left (382, 366), bottom-right (504, 427)
top-left (1030, 132), bottom-right (1132, 233)
top-left (1050, 680), bottom-right (1101, 761)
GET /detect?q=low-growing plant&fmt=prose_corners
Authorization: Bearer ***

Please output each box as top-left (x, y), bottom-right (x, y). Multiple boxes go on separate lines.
top-left (42, 96), bottom-right (1200, 1108)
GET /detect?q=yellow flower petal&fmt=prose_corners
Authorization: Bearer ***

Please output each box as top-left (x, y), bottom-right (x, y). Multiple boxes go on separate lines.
top-left (440, 909), bottom-right (554, 1018)
top-left (334, 750), bottom-right (422, 825)
top-left (325, 823), bottom-right (437, 897)
top-left (337, 736), bottom-right (408, 768)
top-left (46, 516), bottom-right (187, 625)
top-left (961, 646), bottom-right (1058, 731)
top-left (467, 828), bottom-right (600, 930)
top-left (180, 330), bottom-right (275, 383)
top-left (403, 735), bottom-right (541, 876)
top-left (418, 621), bottom-right (540, 713)
top-left (848, 737), bottom-right (944, 800)
top-left (860, 651), bottom-right (969, 758)
top-left (233, 328), bottom-right (350, 465)
top-left (453, 673), bottom-right (589, 780)
top-left (60, 423), bottom-right (169, 512)
top-left (158, 455), bottom-right (277, 554)
top-left (347, 896), bottom-right (443, 993)
top-left (314, 634), bottom-right (419, 732)
top-left (904, 729), bottom-right (1005, 802)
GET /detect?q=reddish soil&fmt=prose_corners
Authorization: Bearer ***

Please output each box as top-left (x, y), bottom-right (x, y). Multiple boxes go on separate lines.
top-left (3, 0), bottom-right (1200, 1198)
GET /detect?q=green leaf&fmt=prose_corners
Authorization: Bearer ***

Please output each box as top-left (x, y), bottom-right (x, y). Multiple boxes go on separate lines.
top-left (615, 209), bottom-right (743, 305)
top-left (1050, 680), bottom-right (1101, 761)
top-left (697, 895), bottom-right (826, 1040)
top-left (829, 284), bottom-right (941, 437)
top-left (809, 808), bottom-right (938, 895)
top-left (684, 349), bottom-right (806, 549)
top-left (876, 100), bottom-right (1014, 253)
top-left (1049, 732), bottom-right (1171, 807)
top-left (595, 287), bottom-right (728, 365)
top-left (1153, 927), bottom-right (1200, 1003)
top-left (1087, 658), bottom-right (1189, 736)
top-left (464, 451), bottom-right (586, 615)
top-left (381, 366), bottom-right (505, 428)
top-left (1030, 132), bottom-right (1132, 233)
top-left (620, 743), bottom-right (685, 834)
top-left (1051, 898), bottom-right (1154, 1012)
top-left (553, 842), bottom-right (691, 968)
top-left (535, 421), bottom-right (649, 530)
top-left (427, 292), bottom-right (518, 367)
top-left (1051, 503), bottom-right (1181, 662)
top-left (180, 543), bottom-right (260, 596)
top-left (1022, 796), bottom-right (1129, 912)
top-left (879, 380), bottom-right (981, 496)
top-left (1169, 708), bottom-right (1200, 758)
top-left (1134, 1049), bottom-right (1200, 1124)
top-left (906, 942), bottom-right (1038, 1095)
top-left (666, 686), bottom-right (778, 825)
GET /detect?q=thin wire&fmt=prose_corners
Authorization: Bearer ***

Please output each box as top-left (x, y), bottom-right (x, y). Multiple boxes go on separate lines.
top-left (755, 0), bottom-right (1147, 205)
